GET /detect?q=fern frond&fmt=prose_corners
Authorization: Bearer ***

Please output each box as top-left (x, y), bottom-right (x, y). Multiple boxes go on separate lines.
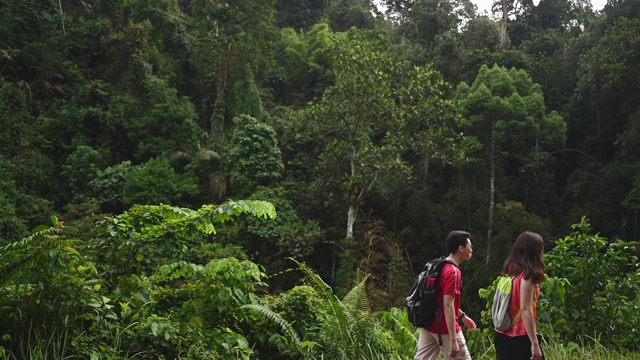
top-left (151, 261), bottom-right (203, 283)
top-left (0, 254), bottom-right (38, 286)
top-left (0, 284), bottom-right (37, 299)
top-left (342, 274), bottom-right (370, 313)
top-left (389, 315), bottom-right (418, 341)
top-left (0, 227), bottom-right (56, 259)
top-left (288, 258), bottom-right (353, 345)
top-left (242, 304), bottom-right (303, 354)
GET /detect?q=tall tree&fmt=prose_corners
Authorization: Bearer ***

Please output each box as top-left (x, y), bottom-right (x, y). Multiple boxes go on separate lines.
top-left (456, 64), bottom-right (566, 265)
top-left (275, 0), bottom-right (327, 31)
top-left (302, 33), bottom-right (462, 240)
top-left (493, 0), bottom-right (534, 48)
top-left (384, 0), bottom-right (474, 45)
top-left (565, 15), bottom-right (640, 237)
top-left (329, 0), bottom-right (376, 32)
top-left (188, 0), bottom-right (277, 134)
top-left (461, 16), bottom-right (501, 52)
top-left (228, 115), bottom-right (285, 197)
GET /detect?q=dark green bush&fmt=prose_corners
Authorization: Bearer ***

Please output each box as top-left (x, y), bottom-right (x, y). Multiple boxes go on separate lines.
top-left (543, 217), bottom-right (640, 350)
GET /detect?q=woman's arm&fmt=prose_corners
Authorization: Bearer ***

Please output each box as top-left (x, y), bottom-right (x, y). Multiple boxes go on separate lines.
top-left (520, 278), bottom-right (542, 359)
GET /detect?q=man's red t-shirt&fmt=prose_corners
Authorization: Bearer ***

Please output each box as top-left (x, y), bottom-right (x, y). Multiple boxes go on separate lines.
top-left (425, 262), bottom-right (462, 335)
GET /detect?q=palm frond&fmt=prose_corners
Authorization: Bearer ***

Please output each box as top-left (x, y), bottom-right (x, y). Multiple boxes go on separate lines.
top-left (242, 304), bottom-right (303, 354)
top-left (196, 148), bottom-right (219, 162)
top-left (208, 173), bottom-right (228, 200)
top-left (165, 149), bottom-right (193, 163)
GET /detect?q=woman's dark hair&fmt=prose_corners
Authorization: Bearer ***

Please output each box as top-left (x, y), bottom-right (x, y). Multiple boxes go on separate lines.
top-left (501, 231), bottom-right (545, 283)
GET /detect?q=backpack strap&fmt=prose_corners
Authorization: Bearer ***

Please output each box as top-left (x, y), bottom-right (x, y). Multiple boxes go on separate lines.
top-left (435, 258), bottom-right (459, 346)
top-left (510, 276), bottom-right (537, 326)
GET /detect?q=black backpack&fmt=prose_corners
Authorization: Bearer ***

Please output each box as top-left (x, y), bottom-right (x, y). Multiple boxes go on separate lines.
top-left (406, 257), bottom-right (458, 341)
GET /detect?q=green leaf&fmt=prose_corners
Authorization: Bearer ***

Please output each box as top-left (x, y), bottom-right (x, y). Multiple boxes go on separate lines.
top-left (236, 337), bottom-right (249, 349)
top-left (32, 225), bottom-right (49, 233)
top-left (63, 246), bottom-right (81, 256)
top-left (189, 316), bottom-right (205, 330)
top-left (87, 298), bottom-right (102, 308)
top-left (218, 287), bottom-right (232, 302)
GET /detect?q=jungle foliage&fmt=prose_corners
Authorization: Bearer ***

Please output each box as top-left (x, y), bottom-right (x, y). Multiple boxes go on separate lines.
top-left (1, 0), bottom-right (639, 358)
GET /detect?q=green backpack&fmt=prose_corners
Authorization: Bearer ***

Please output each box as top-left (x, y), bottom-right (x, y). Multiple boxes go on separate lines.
top-left (492, 275), bottom-right (521, 331)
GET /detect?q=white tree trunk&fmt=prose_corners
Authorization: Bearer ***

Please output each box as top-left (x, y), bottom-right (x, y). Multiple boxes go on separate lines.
top-left (486, 120), bottom-right (496, 265)
top-left (58, 0), bottom-right (65, 35)
top-left (500, 0), bottom-right (508, 49)
top-left (347, 203), bottom-right (357, 239)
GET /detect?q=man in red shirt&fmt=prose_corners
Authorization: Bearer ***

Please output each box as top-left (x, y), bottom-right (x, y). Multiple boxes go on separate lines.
top-left (415, 230), bottom-right (476, 360)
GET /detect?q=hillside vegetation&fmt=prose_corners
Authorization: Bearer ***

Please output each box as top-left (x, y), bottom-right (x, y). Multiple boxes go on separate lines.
top-left (0, 0), bottom-right (639, 358)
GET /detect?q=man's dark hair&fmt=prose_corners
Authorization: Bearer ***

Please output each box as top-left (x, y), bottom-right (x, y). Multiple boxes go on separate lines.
top-left (445, 230), bottom-right (470, 254)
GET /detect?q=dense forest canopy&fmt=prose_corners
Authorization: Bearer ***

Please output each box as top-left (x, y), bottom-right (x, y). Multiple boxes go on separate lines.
top-left (0, 0), bottom-right (639, 358)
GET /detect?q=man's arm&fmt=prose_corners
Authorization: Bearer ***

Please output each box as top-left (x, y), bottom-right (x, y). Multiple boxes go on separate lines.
top-left (443, 294), bottom-right (459, 357)
top-left (458, 309), bottom-right (477, 330)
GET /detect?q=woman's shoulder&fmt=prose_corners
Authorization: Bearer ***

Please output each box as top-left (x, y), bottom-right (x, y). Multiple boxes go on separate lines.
top-left (506, 269), bottom-right (524, 278)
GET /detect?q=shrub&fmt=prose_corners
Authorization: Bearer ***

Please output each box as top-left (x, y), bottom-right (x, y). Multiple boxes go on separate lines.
top-left (478, 217), bottom-right (640, 351)
top-left (543, 217), bottom-right (640, 350)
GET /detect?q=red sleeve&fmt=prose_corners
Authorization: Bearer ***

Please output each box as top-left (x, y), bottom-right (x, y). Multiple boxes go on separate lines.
top-left (440, 263), bottom-right (461, 295)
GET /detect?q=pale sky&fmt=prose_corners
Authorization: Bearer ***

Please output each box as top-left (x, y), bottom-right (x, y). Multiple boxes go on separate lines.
top-left (473, 0), bottom-right (608, 15)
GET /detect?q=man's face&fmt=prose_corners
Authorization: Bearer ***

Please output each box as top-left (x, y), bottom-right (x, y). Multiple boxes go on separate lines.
top-left (461, 239), bottom-right (473, 260)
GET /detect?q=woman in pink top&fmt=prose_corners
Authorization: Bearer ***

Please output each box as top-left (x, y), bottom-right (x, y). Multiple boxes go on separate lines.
top-left (494, 231), bottom-right (545, 360)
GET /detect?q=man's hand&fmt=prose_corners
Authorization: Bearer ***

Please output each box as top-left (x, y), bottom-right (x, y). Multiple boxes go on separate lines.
top-left (449, 337), bottom-right (460, 358)
top-left (462, 315), bottom-right (476, 330)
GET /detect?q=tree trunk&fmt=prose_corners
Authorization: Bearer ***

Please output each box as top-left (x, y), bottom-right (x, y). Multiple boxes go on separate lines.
top-left (346, 146), bottom-right (358, 239)
top-left (634, 209), bottom-right (638, 244)
top-left (58, 0), bottom-right (65, 35)
top-left (424, 157), bottom-right (430, 183)
top-left (486, 120), bottom-right (496, 265)
top-left (500, 0), bottom-right (508, 49)
top-left (346, 203), bottom-right (357, 239)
